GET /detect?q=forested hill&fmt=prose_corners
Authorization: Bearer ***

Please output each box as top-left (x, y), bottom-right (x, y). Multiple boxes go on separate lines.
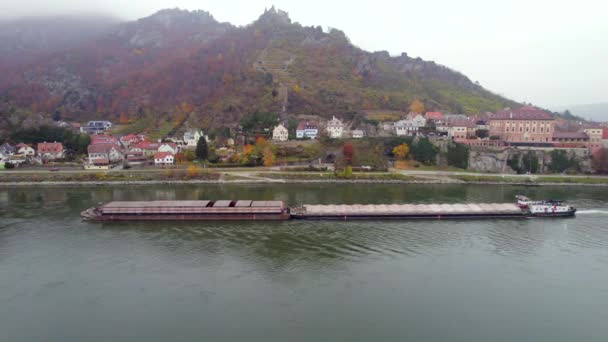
top-left (0, 7), bottom-right (517, 131)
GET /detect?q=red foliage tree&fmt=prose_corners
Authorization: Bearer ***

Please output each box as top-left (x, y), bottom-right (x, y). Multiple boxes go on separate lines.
top-left (343, 142), bottom-right (354, 165)
top-left (592, 148), bottom-right (608, 174)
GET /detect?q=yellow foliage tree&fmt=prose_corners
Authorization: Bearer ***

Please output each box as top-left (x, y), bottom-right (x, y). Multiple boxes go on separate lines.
top-left (186, 164), bottom-right (202, 178)
top-left (262, 146), bottom-right (276, 167)
top-left (409, 99), bottom-right (425, 113)
top-left (293, 84), bottom-right (301, 93)
top-left (392, 143), bottom-right (410, 160)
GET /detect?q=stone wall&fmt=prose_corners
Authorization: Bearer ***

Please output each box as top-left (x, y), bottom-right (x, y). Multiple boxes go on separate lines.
top-left (468, 147), bottom-right (592, 174)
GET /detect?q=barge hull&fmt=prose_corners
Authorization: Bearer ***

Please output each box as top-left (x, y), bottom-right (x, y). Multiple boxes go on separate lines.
top-left (83, 213), bottom-right (291, 222)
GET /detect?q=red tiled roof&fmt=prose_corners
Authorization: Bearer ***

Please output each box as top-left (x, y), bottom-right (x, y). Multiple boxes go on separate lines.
top-left (296, 121), bottom-right (318, 130)
top-left (91, 134), bottom-right (119, 144)
top-left (16, 143), bottom-right (31, 148)
top-left (37, 142), bottom-right (63, 153)
top-left (154, 152), bottom-right (174, 159)
top-left (88, 143), bottom-right (120, 154)
top-left (160, 142), bottom-right (177, 150)
top-left (425, 112), bottom-right (444, 120)
top-left (90, 158), bottom-right (109, 165)
top-left (134, 142), bottom-right (160, 150)
top-left (491, 106), bottom-right (554, 121)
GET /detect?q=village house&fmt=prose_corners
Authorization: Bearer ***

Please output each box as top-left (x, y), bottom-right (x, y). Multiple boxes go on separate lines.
top-left (394, 120), bottom-right (416, 136)
top-left (551, 132), bottom-right (589, 148)
top-left (131, 142), bottom-right (161, 156)
top-left (120, 134), bottom-right (146, 147)
top-left (326, 116), bottom-right (344, 139)
top-left (37, 142), bottom-right (64, 160)
top-left (154, 152), bottom-right (175, 165)
top-left (488, 106), bottom-right (555, 144)
top-left (80, 121), bottom-right (112, 134)
top-left (84, 157), bottom-right (111, 170)
top-left (158, 142), bottom-right (179, 154)
top-left (603, 128), bottom-right (608, 147)
top-left (424, 112), bottom-right (444, 124)
top-left (296, 121), bottom-right (319, 139)
top-left (0, 143), bottom-right (16, 158)
top-left (408, 112), bottom-right (427, 129)
top-left (394, 113), bottom-right (427, 136)
top-left (87, 143), bottom-right (124, 164)
top-left (583, 127), bottom-right (603, 153)
top-left (91, 134), bottom-right (120, 145)
top-left (272, 124), bottom-right (289, 141)
top-left (351, 129), bottom-right (365, 139)
top-left (184, 130), bottom-right (208, 148)
top-left (448, 120), bottom-right (476, 140)
top-left (16, 143), bottom-right (35, 156)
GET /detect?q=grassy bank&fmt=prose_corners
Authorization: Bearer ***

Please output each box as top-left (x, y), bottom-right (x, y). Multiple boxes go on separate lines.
top-left (450, 174), bottom-right (608, 185)
top-left (257, 172), bottom-right (417, 181)
top-left (0, 170), bottom-right (220, 183)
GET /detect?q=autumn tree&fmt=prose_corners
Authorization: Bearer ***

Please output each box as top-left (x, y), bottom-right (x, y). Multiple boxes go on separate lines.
top-left (392, 143), bottom-right (410, 160)
top-left (343, 142), bottom-right (354, 165)
top-left (592, 148), bottom-right (608, 174)
top-left (119, 112), bottom-right (129, 124)
top-left (263, 146), bottom-right (276, 167)
top-left (409, 99), bottom-right (425, 113)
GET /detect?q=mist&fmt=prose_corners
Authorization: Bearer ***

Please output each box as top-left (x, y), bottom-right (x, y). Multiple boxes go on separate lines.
top-left (1, 0), bottom-right (607, 113)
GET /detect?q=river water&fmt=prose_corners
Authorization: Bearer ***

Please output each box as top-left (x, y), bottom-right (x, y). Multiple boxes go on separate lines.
top-left (1, 184), bottom-right (608, 341)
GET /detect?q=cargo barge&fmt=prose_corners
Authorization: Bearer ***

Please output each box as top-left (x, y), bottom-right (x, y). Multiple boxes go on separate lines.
top-left (81, 196), bottom-right (576, 222)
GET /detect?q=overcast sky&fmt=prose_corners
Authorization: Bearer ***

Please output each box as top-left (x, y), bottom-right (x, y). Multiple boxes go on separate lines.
top-left (2, 0), bottom-right (607, 110)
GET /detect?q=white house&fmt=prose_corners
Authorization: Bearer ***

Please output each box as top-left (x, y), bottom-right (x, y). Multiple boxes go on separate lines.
top-left (272, 124), bottom-right (289, 141)
top-left (87, 143), bottom-right (124, 164)
top-left (296, 121), bottom-right (319, 139)
top-left (80, 120), bottom-right (112, 134)
top-left (37, 142), bottom-right (64, 160)
top-left (158, 143), bottom-right (179, 154)
top-left (394, 113), bottom-right (427, 136)
top-left (326, 116), bottom-right (344, 139)
top-left (184, 130), bottom-right (208, 148)
top-left (16, 143), bottom-right (35, 156)
top-left (407, 113), bottom-right (427, 129)
top-left (394, 120), bottom-right (417, 136)
top-left (154, 152), bottom-right (175, 165)
top-left (351, 130), bottom-right (365, 139)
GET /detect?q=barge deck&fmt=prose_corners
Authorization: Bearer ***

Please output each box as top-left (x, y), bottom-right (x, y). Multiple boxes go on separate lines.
top-left (82, 200), bottom-right (290, 221)
top-left (290, 203), bottom-right (526, 220)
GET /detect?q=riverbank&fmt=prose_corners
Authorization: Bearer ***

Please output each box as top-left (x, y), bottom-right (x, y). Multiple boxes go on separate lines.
top-left (2, 169), bottom-right (608, 187)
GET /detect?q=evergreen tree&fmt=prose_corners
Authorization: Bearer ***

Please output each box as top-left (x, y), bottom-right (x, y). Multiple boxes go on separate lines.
top-left (447, 143), bottom-right (469, 169)
top-left (196, 136), bottom-right (208, 160)
top-left (411, 138), bottom-right (437, 165)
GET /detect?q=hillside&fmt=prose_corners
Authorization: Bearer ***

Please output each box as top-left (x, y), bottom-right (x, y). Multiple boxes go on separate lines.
top-left (0, 7), bottom-right (518, 135)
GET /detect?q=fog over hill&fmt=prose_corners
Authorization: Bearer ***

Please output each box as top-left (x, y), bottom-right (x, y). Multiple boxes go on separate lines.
top-left (0, 7), bottom-right (517, 133)
top-left (0, 15), bottom-right (121, 70)
top-left (554, 103), bottom-right (608, 122)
